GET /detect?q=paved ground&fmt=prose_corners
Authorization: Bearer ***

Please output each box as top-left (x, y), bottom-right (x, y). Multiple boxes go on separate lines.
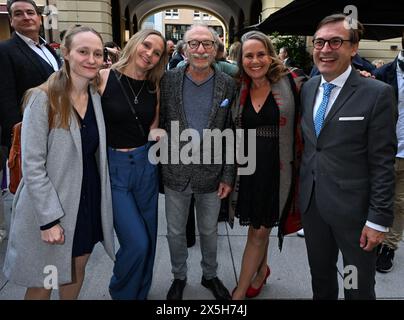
top-left (1, 191), bottom-right (403, 300)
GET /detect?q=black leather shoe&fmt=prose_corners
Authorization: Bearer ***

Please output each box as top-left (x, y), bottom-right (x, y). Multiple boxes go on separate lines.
top-left (201, 276), bottom-right (231, 300)
top-left (167, 278), bottom-right (187, 300)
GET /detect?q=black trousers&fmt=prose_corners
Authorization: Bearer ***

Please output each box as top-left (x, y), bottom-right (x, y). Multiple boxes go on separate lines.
top-left (302, 191), bottom-right (377, 300)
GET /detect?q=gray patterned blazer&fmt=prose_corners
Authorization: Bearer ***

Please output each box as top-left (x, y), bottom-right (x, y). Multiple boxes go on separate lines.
top-left (160, 65), bottom-right (236, 193)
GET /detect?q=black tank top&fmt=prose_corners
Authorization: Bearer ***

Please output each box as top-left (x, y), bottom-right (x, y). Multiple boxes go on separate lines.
top-left (101, 70), bottom-right (157, 148)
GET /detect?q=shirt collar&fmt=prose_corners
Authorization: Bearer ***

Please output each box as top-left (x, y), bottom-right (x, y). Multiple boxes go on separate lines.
top-left (16, 31), bottom-right (47, 47)
top-left (320, 65), bottom-right (352, 88)
top-left (397, 51), bottom-right (404, 76)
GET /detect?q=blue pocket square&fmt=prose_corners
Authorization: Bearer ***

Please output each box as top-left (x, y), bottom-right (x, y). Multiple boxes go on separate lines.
top-left (220, 98), bottom-right (229, 108)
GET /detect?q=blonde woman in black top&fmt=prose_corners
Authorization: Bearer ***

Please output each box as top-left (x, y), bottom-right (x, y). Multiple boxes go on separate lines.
top-left (98, 29), bottom-right (167, 300)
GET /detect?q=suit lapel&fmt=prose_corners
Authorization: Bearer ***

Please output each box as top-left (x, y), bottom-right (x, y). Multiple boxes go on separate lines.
top-left (304, 76), bottom-right (321, 141)
top-left (13, 33), bottom-right (50, 79)
top-left (176, 67), bottom-right (189, 129)
top-left (207, 70), bottom-right (223, 129)
top-left (322, 68), bottom-right (359, 129)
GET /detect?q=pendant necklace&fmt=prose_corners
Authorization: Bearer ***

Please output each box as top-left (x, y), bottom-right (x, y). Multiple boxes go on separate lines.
top-left (125, 75), bottom-right (145, 104)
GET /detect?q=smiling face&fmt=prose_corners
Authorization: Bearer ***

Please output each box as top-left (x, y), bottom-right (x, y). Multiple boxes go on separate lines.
top-left (133, 34), bottom-right (165, 73)
top-left (63, 31), bottom-right (104, 81)
top-left (185, 26), bottom-right (217, 72)
top-left (9, 1), bottom-right (41, 41)
top-left (242, 39), bottom-right (272, 82)
top-left (313, 20), bottom-right (358, 82)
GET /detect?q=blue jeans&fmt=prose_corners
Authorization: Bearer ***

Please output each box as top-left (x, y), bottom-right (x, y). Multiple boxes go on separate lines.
top-left (108, 144), bottom-right (158, 300)
top-left (164, 185), bottom-right (221, 280)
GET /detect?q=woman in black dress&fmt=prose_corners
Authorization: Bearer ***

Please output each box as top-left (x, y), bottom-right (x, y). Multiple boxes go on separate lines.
top-left (231, 31), bottom-right (302, 299)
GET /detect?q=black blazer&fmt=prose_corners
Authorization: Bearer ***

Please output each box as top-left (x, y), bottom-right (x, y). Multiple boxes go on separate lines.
top-left (0, 32), bottom-right (61, 147)
top-left (373, 57), bottom-right (399, 100)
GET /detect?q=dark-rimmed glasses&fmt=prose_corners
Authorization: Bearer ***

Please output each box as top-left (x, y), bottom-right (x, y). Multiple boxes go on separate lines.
top-left (187, 40), bottom-right (215, 50)
top-left (312, 37), bottom-right (352, 50)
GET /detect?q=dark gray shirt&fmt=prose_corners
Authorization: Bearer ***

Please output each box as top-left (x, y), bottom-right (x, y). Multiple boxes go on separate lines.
top-left (183, 73), bottom-right (215, 137)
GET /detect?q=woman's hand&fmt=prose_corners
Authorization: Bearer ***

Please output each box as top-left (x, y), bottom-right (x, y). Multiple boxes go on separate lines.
top-left (41, 224), bottom-right (65, 245)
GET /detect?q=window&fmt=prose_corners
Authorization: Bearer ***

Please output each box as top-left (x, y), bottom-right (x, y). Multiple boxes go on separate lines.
top-left (165, 9), bottom-right (179, 19)
top-left (165, 24), bottom-right (190, 41)
top-left (193, 10), bottom-right (200, 18)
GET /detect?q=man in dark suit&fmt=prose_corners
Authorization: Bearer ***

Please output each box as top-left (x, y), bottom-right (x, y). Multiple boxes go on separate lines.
top-left (372, 33), bottom-right (404, 273)
top-left (299, 14), bottom-right (396, 299)
top-left (279, 47), bottom-right (295, 68)
top-left (0, 0), bottom-right (61, 148)
top-left (160, 25), bottom-right (236, 300)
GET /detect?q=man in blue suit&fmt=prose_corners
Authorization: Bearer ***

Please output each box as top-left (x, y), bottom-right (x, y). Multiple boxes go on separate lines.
top-left (0, 0), bottom-right (61, 148)
top-left (299, 14), bottom-right (396, 299)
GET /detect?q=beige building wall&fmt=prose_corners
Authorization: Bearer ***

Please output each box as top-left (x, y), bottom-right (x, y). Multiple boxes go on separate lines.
top-left (55, 0), bottom-right (113, 42)
top-left (162, 8), bottom-right (223, 40)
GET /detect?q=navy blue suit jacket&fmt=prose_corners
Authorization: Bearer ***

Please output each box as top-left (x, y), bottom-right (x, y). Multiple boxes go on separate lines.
top-left (0, 32), bottom-right (61, 147)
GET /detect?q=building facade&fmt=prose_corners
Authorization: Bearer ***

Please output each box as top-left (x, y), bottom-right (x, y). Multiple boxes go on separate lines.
top-left (0, 0), bottom-right (401, 63)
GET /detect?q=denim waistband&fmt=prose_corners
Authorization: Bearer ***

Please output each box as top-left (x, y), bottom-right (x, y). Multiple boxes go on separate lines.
top-left (108, 142), bottom-right (152, 162)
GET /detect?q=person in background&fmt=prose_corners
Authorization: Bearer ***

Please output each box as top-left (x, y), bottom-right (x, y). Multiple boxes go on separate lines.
top-left (0, 134), bottom-right (7, 243)
top-left (166, 39), bottom-right (175, 68)
top-left (104, 41), bottom-right (121, 64)
top-left (227, 41), bottom-right (241, 65)
top-left (3, 25), bottom-right (115, 299)
top-left (98, 29), bottom-right (167, 300)
top-left (372, 33), bottom-right (404, 273)
top-left (168, 40), bottom-right (186, 70)
top-left (372, 59), bottom-right (385, 69)
top-left (278, 47), bottom-right (295, 68)
top-left (299, 14), bottom-right (396, 299)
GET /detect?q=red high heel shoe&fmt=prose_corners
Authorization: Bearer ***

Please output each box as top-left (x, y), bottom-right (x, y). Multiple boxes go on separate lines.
top-left (245, 265), bottom-right (270, 298)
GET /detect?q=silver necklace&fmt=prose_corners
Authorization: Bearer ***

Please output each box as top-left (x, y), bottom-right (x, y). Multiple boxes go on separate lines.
top-left (125, 75), bottom-right (145, 104)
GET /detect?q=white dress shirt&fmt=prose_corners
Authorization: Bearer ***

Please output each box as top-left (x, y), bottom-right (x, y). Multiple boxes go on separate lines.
top-left (16, 32), bottom-right (59, 72)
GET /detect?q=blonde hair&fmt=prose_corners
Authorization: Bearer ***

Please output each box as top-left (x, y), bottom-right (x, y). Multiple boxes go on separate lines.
top-left (112, 29), bottom-right (167, 91)
top-left (24, 25), bottom-right (103, 129)
top-left (238, 30), bottom-right (288, 83)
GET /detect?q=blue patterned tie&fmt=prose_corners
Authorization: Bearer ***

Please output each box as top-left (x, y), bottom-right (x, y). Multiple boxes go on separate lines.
top-left (314, 83), bottom-right (336, 136)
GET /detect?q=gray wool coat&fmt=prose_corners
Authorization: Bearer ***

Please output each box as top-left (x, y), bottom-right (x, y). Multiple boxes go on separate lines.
top-left (3, 88), bottom-right (115, 288)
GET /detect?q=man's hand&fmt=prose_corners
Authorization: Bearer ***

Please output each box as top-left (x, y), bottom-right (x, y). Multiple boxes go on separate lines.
top-left (360, 225), bottom-right (385, 252)
top-left (41, 224), bottom-right (65, 245)
top-left (217, 182), bottom-right (232, 199)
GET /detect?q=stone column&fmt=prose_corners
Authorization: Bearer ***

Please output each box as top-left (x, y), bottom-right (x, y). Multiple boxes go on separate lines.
top-left (55, 0), bottom-right (112, 42)
top-left (260, 0), bottom-right (293, 21)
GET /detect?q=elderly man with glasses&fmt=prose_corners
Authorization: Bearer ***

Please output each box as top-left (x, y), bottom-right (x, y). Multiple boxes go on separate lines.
top-left (299, 14), bottom-right (396, 300)
top-left (159, 24), bottom-right (236, 300)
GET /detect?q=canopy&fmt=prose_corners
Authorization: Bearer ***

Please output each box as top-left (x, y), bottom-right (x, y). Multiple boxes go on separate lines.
top-left (255, 0), bottom-right (404, 41)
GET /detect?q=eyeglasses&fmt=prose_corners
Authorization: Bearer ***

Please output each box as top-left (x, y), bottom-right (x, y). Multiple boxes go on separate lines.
top-left (312, 37), bottom-right (352, 50)
top-left (187, 40), bottom-right (215, 50)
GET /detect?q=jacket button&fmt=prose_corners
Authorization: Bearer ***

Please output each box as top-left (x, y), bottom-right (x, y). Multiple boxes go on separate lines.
top-left (128, 155), bottom-right (133, 159)
top-left (316, 147), bottom-right (321, 151)
top-left (130, 161), bottom-right (134, 165)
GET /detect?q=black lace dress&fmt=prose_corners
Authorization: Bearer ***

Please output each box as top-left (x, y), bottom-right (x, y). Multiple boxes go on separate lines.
top-left (235, 92), bottom-right (280, 229)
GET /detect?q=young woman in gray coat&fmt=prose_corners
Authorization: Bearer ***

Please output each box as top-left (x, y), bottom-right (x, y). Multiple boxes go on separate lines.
top-left (3, 26), bottom-right (115, 299)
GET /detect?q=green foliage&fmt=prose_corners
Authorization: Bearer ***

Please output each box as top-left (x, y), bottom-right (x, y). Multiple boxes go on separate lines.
top-left (270, 32), bottom-right (313, 74)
